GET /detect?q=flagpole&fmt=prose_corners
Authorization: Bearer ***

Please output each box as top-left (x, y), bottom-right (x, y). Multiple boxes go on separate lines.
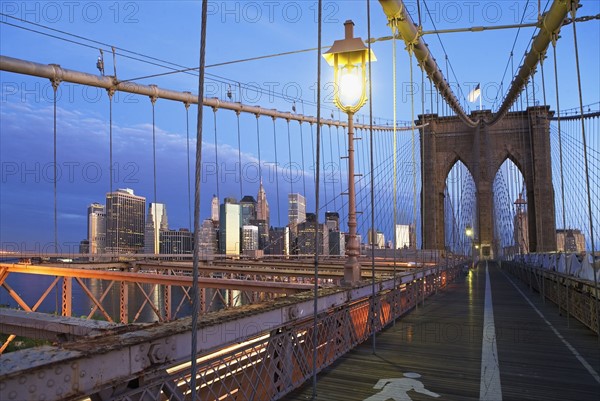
top-left (479, 85), bottom-right (482, 110)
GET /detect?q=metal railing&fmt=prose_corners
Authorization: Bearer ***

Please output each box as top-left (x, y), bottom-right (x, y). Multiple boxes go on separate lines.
top-left (0, 261), bottom-right (466, 401)
top-left (502, 254), bottom-right (599, 335)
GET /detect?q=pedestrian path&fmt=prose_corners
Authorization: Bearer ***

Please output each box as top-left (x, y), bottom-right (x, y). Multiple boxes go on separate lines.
top-left (284, 262), bottom-right (600, 400)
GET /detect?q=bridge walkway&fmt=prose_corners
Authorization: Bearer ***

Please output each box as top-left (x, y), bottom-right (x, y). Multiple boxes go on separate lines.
top-left (284, 262), bottom-right (600, 401)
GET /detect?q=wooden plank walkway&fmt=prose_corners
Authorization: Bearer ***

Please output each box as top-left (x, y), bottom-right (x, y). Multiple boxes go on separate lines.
top-left (283, 262), bottom-right (600, 401)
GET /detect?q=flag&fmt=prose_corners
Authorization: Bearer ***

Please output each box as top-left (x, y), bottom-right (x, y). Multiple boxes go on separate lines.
top-left (468, 83), bottom-right (481, 103)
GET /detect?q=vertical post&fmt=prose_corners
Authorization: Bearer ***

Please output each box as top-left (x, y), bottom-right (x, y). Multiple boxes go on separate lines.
top-left (120, 281), bottom-right (128, 323)
top-left (165, 284), bottom-right (171, 321)
top-left (62, 277), bottom-right (72, 317)
top-left (344, 112), bottom-right (361, 284)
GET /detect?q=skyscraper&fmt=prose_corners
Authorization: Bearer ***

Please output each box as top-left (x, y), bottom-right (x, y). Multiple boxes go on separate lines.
top-left (160, 228), bottom-right (193, 258)
top-left (297, 213), bottom-right (329, 256)
top-left (240, 195), bottom-right (257, 226)
top-left (329, 231), bottom-right (345, 256)
top-left (198, 219), bottom-right (218, 257)
top-left (144, 203), bottom-right (168, 254)
top-left (266, 226), bottom-right (289, 255)
top-left (256, 180), bottom-right (270, 227)
top-left (211, 194), bottom-right (220, 222)
top-left (368, 228), bottom-right (385, 249)
top-left (288, 193), bottom-right (306, 227)
top-left (325, 211), bottom-right (340, 232)
top-left (105, 189), bottom-right (146, 254)
top-left (219, 197), bottom-right (241, 255)
top-left (242, 225), bottom-right (259, 251)
top-left (87, 202), bottom-right (106, 257)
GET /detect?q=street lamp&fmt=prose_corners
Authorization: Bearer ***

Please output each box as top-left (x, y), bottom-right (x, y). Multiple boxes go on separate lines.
top-left (466, 225), bottom-right (474, 268)
top-left (324, 20), bottom-right (376, 285)
top-left (465, 225), bottom-right (473, 239)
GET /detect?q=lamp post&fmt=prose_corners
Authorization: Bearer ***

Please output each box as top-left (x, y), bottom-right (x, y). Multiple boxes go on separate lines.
top-left (324, 20), bottom-right (376, 285)
top-left (466, 225), bottom-right (474, 268)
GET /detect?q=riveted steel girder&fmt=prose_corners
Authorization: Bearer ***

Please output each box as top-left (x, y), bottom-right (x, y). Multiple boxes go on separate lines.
top-left (379, 0), bottom-right (479, 127)
top-left (378, 0), bottom-right (573, 127)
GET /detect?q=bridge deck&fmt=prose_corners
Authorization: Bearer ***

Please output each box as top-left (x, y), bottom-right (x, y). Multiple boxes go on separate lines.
top-left (284, 262), bottom-right (600, 401)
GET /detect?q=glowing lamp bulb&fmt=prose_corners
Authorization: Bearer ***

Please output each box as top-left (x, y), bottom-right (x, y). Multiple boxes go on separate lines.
top-left (338, 67), bottom-right (363, 108)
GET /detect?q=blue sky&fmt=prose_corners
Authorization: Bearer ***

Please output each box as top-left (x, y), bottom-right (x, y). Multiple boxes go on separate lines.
top-left (1, 1), bottom-right (599, 250)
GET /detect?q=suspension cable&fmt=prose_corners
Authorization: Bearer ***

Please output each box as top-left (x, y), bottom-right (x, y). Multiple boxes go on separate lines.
top-left (329, 125), bottom-right (338, 211)
top-left (150, 94), bottom-right (158, 222)
top-left (367, 0), bottom-right (377, 354)
top-left (312, 0), bottom-right (322, 395)
top-left (272, 118), bottom-right (281, 226)
top-left (236, 111), bottom-right (243, 198)
top-left (409, 46), bottom-right (418, 248)
top-left (300, 121), bottom-right (307, 197)
top-left (552, 39), bottom-right (567, 235)
top-left (212, 108), bottom-right (220, 200)
top-left (391, 16), bottom-right (399, 324)
top-left (255, 115), bottom-right (262, 181)
top-left (51, 78), bottom-right (59, 253)
top-left (185, 101), bottom-right (192, 231)
top-left (190, 0), bottom-right (208, 397)
top-left (287, 119), bottom-right (294, 195)
top-left (569, 3), bottom-right (599, 337)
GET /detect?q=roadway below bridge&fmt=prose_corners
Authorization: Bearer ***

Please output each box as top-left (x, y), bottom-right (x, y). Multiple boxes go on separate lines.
top-left (284, 261), bottom-right (600, 401)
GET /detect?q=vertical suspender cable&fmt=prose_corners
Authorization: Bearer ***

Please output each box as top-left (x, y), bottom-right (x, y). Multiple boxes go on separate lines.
top-left (287, 119), bottom-right (294, 195)
top-left (237, 111), bottom-right (243, 198)
top-left (552, 40), bottom-right (566, 238)
top-left (300, 121), bottom-right (307, 197)
top-left (409, 46), bottom-right (418, 250)
top-left (272, 118), bottom-right (281, 226)
top-left (570, 6), bottom-right (598, 336)
top-left (256, 115), bottom-right (262, 181)
top-left (329, 125), bottom-right (337, 212)
top-left (391, 17), bottom-right (399, 327)
top-left (52, 79), bottom-right (59, 253)
top-left (191, 0), bottom-right (208, 397)
top-left (336, 126), bottom-right (345, 227)
top-left (185, 102), bottom-right (192, 231)
top-left (320, 123), bottom-right (328, 209)
top-left (312, 0), bottom-right (322, 396)
top-left (151, 97), bottom-right (157, 222)
top-left (110, 89), bottom-right (119, 254)
top-left (367, 0), bottom-right (376, 353)
top-left (540, 56), bottom-right (547, 107)
top-left (213, 109), bottom-right (220, 200)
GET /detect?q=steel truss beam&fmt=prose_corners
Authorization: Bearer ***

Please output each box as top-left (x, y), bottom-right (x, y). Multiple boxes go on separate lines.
top-left (0, 309), bottom-right (123, 342)
top-left (0, 263), bottom-right (312, 294)
top-left (378, 0), bottom-right (572, 127)
top-left (1, 55), bottom-right (406, 132)
top-left (0, 263), bottom-right (466, 401)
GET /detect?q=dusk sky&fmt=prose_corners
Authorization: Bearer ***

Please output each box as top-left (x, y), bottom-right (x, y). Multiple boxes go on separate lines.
top-left (1, 1), bottom-right (599, 251)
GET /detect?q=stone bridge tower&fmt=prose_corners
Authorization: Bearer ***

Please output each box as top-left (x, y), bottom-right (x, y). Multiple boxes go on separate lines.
top-left (418, 106), bottom-right (557, 256)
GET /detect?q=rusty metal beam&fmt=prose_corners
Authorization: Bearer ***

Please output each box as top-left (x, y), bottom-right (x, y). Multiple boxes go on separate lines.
top-left (487, 0), bottom-right (572, 125)
top-left (378, 0), bottom-right (479, 128)
top-left (0, 309), bottom-right (123, 342)
top-left (0, 263), bottom-right (461, 401)
top-left (0, 263), bottom-right (313, 295)
top-left (0, 55), bottom-right (401, 132)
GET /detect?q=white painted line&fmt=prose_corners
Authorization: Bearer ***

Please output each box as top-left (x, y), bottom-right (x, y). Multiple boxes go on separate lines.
top-left (480, 262), bottom-right (503, 401)
top-left (502, 268), bottom-right (600, 384)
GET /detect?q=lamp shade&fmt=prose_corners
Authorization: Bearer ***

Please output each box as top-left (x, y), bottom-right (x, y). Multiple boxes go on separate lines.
top-left (323, 20), bottom-right (376, 113)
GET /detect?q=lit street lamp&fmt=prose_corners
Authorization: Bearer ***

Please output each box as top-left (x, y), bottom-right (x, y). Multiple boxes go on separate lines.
top-left (324, 20), bottom-right (376, 285)
top-left (465, 225), bottom-right (473, 239)
top-left (466, 225), bottom-right (475, 268)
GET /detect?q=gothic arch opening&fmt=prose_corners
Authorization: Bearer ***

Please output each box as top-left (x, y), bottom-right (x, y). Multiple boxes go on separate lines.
top-left (444, 160), bottom-right (476, 256)
top-left (492, 158), bottom-right (528, 257)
